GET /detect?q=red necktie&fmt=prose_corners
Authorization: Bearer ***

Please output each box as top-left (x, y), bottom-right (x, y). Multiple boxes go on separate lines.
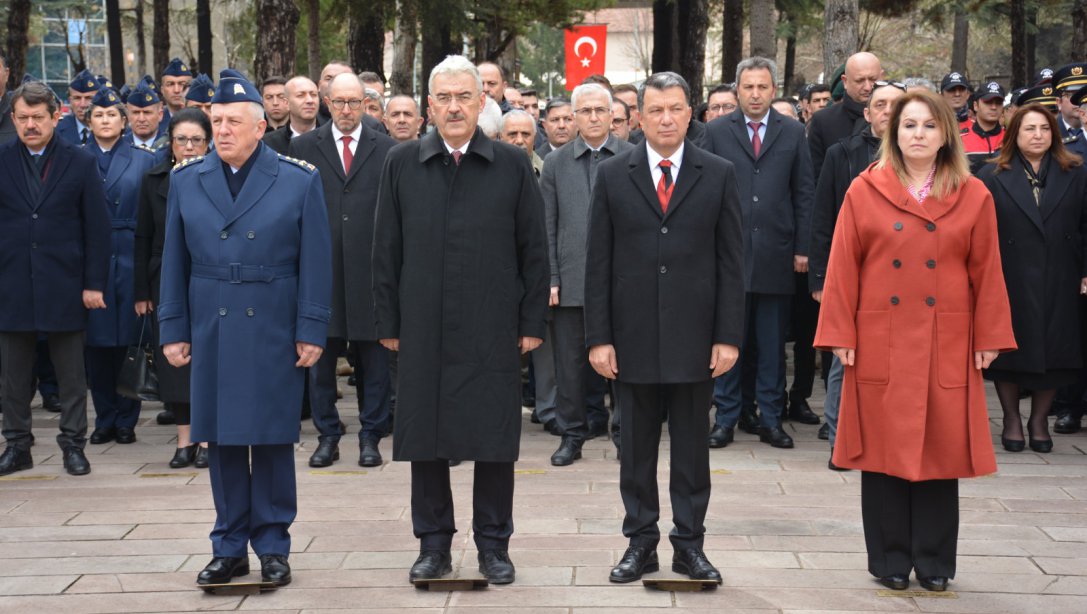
top-left (749, 121), bottom-right (762, 158)
top-left (452, 150), bottom-right (462, 166)
top-left (657, 160), bottom-right (674, 213)
top-left (341, 135), bottom-right (353, 174)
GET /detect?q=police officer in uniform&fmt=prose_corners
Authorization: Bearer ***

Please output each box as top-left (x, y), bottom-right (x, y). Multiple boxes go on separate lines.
top-left (961, 82), bottom-right (1006, 174)
top-left (940, 72), bottom-right (973, 126)
top-left (1053, 63), bottom-right (1087, 159)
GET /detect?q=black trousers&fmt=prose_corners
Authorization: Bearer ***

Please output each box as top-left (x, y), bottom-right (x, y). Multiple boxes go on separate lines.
top-left (616, 380), bottom-right (713, 550)
top-left (861, 471), bottom-right (959, 579)
top-left (410, 459), bottom-right (514, 551)
top-left (309, 338), bottom-right (391, 443)
top-left (551, 307), bottom-right (592, 440)
top-left (0, 331), bottom-right (88, 450)
top-left (789, 272), bottom-right (819, 401)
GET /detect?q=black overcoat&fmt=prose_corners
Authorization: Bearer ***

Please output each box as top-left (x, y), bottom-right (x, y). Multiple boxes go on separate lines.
top-left (290, 122), bottom-right (396, 340)
top-left (979, 159), bottom-right (1087, 373)
top-left (372, 129), bottom-right (549, 462)
top-left (584, 141), bottom-right (745, 384)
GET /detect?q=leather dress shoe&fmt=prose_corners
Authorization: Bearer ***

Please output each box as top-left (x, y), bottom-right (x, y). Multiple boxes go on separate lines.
top-left (308, 440), bottom-right (340, 467)
top-left (115, 427), bottom-right (136, 444)
top-left (477, 549), bottom-right (516, 584)
top-left (156, 409), bottom-right (176, 425)
top-left (708, 425), bottom-right (734, 448)
top-left (197, 556), bottom-right (250, 585)
top-left (879, 574), bottom-right (909, 590)
top-left (63, 447), bottom-right (90, 475)
top-left (609, 546), bottom-right (659, 583)
top-left (193, 446), bottom-right (209, 469)
top-left (672, 548), bottom-right (722, 584)
top-left (260, 554), bottom-right (291, 586)
top-left (41, 393), bottom-right (61, 412)
top-left (1054, 413), bottom-right (1082, 434)
top-left (738, 408), bottom-right (760, 434)
top-left (919, 576), bottom-right (949, 592)
top-left (522, 393), bottom-right (536, 408)
top-left (170, 445), bottom-right (197, 468)
top-left (758, 426), bottom-right (794, 448)
top-left (89, 428), bottom-right (115, 444)
top-left (409, 550), bottom-right (452, 581)
top-left (818, 422), bottom-right (830, 440)
top-left (1028, 425), bottom-right (1053, 453)
top-left (550, 436), bottom-right (583, 466)
top-left (0, 446), bottom-right (33, 476)
top-left (359, 439), bottom-right (383, 467)
top-left (1001, 436), bottom-right (1025, 452)
top-left (786, 398), bottom-right (821, 424)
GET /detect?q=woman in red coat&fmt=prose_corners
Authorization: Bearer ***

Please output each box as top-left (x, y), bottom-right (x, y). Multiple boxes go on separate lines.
top-left (815, 90), bottom-right (1016, 593)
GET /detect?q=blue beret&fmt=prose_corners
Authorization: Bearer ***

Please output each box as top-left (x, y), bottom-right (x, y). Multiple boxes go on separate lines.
top-left (69, 69), bottom-right (100, 93)
top-left (162, 57), bottom-right (193, 78)
top-left (186, 73), bottom-right (216, 103)
top-left (91, 87), bottom-right (123, 109)
top-left (139, 74), bottom-right (159, 92)
top-left (1055, 62), bottom-right (1087, 92)
top-left (211, 69), bottom-right (261, 105)
top-left (117, 83), bottom-right (132, 104)
top-left (127, 82), bottom-right (161, 107)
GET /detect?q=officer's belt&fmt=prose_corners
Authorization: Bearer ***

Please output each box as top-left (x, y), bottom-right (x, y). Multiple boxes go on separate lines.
top-left (110, 219), bottom-right (137, 230)
top-left (190, 262), bottom-right (298, 284)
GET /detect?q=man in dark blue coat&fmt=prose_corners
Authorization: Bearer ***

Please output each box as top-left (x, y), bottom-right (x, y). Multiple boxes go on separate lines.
top-left (158, 69), bottom-right (332, 588)
top-left (0, 82), bottom-right (111, 476)
top-left (56, 69), bottom-right (100, 145)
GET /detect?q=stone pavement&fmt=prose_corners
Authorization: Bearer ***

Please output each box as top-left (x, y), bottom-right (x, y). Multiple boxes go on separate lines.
top-left (2, 378), bottom-right (1087, 614)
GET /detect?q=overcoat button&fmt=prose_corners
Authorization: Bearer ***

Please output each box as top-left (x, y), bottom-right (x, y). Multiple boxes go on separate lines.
top-left (926, 222), bottom-right (936, 231)
top-left (246, 308), bottom-right (255, 316)
top-left (660, 266), bottom-right (668, 274)
top-left (661, 227), bottom-right (668, 234)
top-left (894, 222), bottom-right (903, 231)
top-left (926, 259), bottom-right (936, 268)
top-left (892, 259), bottom-right (901, 268)
top-left (926, 297), bottom-right (936, 306)
top-left (890, 296), bottom-right (900, 305)
top-left (219, 231), bottom-right (228, 239)
top-left (246, 231), bottom-right (255, 239)
top-left (342, 214), bottom-right (349, 221)
top-left (31, 213), bottom-right (38, 219)
top-left (219, 308), bottom-right (227, 316)
top-left (753, 195), bottom-right (759, 202)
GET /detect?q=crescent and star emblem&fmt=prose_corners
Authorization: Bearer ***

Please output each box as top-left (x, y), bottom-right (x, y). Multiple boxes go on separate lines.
top-left (573, 36), bottom-right (598, 68)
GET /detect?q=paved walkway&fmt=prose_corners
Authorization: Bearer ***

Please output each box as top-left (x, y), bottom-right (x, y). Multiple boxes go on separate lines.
top-left (2, 377), bottom-right (1087, 614)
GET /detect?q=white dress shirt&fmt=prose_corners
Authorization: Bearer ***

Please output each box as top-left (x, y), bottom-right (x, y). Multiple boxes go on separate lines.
top-left (646, 141), bottom-right (684, 188)
top-left (331, 123), bottom-right (363, 170)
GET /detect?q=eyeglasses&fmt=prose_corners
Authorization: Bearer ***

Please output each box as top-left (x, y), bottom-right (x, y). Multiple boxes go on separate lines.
top-left (611, 117), bottom-right (628, 126)
top-left (708, 103), bottom-right (737, 113)
top-left (431, 92), bottom-right (477, 107)
top-left (330, 99), bottom-right (364, 110)
top-left (874, 80), bottom-right (907, 92)
top-left (173, 136), bottom-right (207, 147)
top-left (575, 106), bottom-right (610, 117)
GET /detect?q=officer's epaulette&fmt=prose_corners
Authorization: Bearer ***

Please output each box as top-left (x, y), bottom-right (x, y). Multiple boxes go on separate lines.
top-left (278, 154), bottom-right (317, 173)
top-left (172, 155), bottom-right (204, 172)
top-left (1064, 134), bottom-right (1080, 144)
top-left (136, 144), bottom-right (156, 153)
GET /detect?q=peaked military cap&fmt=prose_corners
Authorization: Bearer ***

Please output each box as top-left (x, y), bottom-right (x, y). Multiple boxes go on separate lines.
top-left (1017, 84), bottom-right (1059, 113)
top-left (1054, 63), bottom-right (1087, 92)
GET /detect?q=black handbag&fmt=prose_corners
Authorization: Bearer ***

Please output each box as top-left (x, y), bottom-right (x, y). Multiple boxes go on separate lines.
top-left (117, 316), bottom-right (160, 401)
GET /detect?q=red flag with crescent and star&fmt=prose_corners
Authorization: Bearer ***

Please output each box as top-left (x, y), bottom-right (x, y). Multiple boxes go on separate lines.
top-left (564, 25), bottom-right (607, 91)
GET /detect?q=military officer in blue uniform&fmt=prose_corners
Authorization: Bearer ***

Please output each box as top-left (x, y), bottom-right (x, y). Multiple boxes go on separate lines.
top-left (56, 69), bottom-right (100, 145)
top-left (123, 82), bottom-right (166, 150)
top-left (184, 73), bottom-right (215, 120)
top-left (158, 58), bottom-right (193, 135)
top-left (158, 69), bottom-right (332, 588)
top-left (82, 88), bottom-right (157, 445)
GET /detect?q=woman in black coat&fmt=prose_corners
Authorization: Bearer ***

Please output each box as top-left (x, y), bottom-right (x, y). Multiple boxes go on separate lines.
top-left (979, 103), bottom-right (1087, 453)
top-left (133, 109), bottom-right (211, 468)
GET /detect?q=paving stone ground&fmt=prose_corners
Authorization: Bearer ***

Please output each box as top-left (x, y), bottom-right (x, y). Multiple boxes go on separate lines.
top-left (2, 371), bottom-right (1087, 614)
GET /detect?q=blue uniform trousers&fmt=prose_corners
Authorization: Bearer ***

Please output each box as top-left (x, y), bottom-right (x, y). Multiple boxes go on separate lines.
top-left (85, 345), bottom-right (141, 430)
top-left (207, 443), bottom-right (296, 557)
top-left (713, 293), bottom-right (790, 429)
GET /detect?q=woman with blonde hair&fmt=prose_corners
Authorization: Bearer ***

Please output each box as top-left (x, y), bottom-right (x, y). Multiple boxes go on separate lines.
top-left (815, 90), bottom-right (1016, 592)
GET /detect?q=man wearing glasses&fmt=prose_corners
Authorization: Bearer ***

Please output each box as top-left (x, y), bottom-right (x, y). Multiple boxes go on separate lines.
top-left (704, 84), bottom-right (739, 123)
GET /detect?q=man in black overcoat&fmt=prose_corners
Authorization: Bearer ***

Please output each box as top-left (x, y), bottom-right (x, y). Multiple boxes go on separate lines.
top-left (372, 55), bottom-right (549, 585)
top-left (585, 72), bottom-right (744, 585)
top-left (289, 72), bottom-right (397, 468)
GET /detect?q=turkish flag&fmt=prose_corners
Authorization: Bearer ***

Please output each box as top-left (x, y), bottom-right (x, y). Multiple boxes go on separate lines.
top-left (564, 25), bottom-right (607, 91)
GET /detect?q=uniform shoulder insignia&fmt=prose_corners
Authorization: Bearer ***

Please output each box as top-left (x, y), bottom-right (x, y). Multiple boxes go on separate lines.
top-left (136, 144), bottom-right (156, 153)
top-left (1064, 135), bottom-right (1079, 144)
top-left (172, 155), bottom-right (204, 172)
top-left (278, 153), bottom-right (316, 173)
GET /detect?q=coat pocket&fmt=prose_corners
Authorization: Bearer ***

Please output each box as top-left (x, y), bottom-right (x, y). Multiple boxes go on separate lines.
top-left (936, 312), bottom-right (971, 388)
top-left (855, 310), bottom-right (890, 384)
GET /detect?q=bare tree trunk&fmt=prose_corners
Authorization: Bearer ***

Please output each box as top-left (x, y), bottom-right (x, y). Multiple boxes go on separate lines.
top-left (1074, 0), bottom-right (1087, 62)
top-left (783, 13), bottom-right (797, 94)
top-left (348, 0), bottom-right (386, 81)
top-left (306, 0), bottom-right (321, 80)
top-left (722, 0), bottom-right (744, 83)
top-left (420, 0), bottom-right (457, 118)
top-left (651, 0), bottom-right (679, 73)
top-left (823, 0), bottom-right (858, 82)
top-left (391, 0), bottom-right (419, 95)
top-left (197, 0), bottom-right (212, 75)
top-left (152, 0), bottom-right (170, 77)
top-left (749, 0), bottom-right (776, 59)
top-left (1011, 0), bottom-right (1027, 87)
top-left (950, 7), bottom-right (968, 74)
top-left (1025, 4), bottom-right (1038, 80)
top-left (676, 0), bottom-right (709, 103)
top-left (5, 0), bottom-right (32, 90)
top-left (106, 0), bottom-right (126, 86)
top-left (253, 0), bottom-right (300, 83)
top-left (134, 0), bottom-right (147, 78)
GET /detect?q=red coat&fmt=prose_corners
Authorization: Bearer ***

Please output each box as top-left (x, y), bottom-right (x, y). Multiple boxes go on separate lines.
top-left (815, 164), bottom-right (1016, 481)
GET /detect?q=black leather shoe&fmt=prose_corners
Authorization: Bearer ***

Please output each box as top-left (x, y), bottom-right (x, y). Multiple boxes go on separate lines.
top-left (879, 574), bottom-right (909, 590)
top-left (708, 425), bottom-right (734, 448)
top-left (89, 428), bottom-right (115, 444)
top-left (115, 427), bottom-right (136, 444)
top-left (259, 554), bottom-right (291, 586)
top-left (359, 439), bottom-right (383, 467)
top-left (738, 408), bottom-right (760, 434)
top-left (919, 576), bottom-right (948, 592)
top-left (0, 447), bottom-right (33, 476)
top-left (156, 409), bottom-right (176, 425)
top-left (522, 394), bottom-right (536, 408)
top-left (1001, 436), bottom-right (1025, 452)
top-left (671, 548), bottom-right (722, 584)
top-left (818, 422), bottom-right (830, 440)
top-left (543, 419), bottom-right (561, 436)
top-left (477, 549), bottom-right (516, 584)
top-left (758, 426), bottom-right (794, 448)
top-left (409, 550), bottom-right (452, 581)
top-left (609, 546), bottom-right (658, 583)
top-left (170, 445), bottom-right (197, 468)
top-left (786, 398), bottom-right (821, 424)
top-left (193, 446), bottom-right (209, 469)
top-left (63, 447), bottom-right (90, 476)
top-left (1028, 425), bottom-right (1053, 453)
top-left (196, 556), bottom-right (250, 585)
top-left (308, 440), bottom-right (339, 467)
top-left (1054, 414), bottom-right (1082, 434)
top-left (587, 421), bottom-right (609, 439)
top-left (41, 393), bottom-right (61, 412)
top-left (550, 436), bottom-right (583, 466)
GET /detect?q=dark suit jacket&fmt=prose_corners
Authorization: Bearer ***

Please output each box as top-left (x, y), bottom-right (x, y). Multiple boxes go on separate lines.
top-left (807, 95), bottom-right (867, 177)
top-left (0, 136), bottom-right (111, 331)
top-left (703, 108), bottom-right (815, 295)
top-left (584, 141), bottom-right (745, 384)
top-left (289, 121), bottom-right (396, 340)
top-left (0, 92), bottom-right (16, 144)
top-left (55, 114), bottom-right (88, 145)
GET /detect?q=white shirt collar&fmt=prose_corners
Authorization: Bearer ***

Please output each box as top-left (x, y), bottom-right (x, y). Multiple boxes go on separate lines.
top-left (331, 122), bottom-right (363, 143)
top-left (646, 141), bottom-right (684, 172)
top-left (443, 140), bottom-right (469, 155)
top-left (132, 134), bottom-right (156, 148)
